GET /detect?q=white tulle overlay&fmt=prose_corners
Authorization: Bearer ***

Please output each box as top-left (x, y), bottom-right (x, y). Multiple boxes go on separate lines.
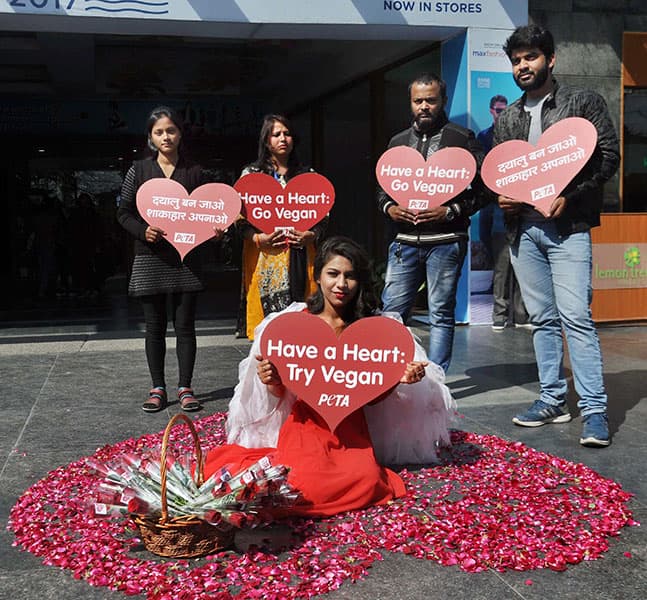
top-left (225, 303), bottom-right (456, 464)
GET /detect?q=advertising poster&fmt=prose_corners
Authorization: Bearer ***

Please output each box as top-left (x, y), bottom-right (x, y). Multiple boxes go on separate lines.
top-left (466, 27), bottom-right (520, 322)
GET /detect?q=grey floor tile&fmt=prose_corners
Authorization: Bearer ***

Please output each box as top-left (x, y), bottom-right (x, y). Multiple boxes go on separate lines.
top-left (1, 318), bottom-right (645, 600)
top-left (327, 558), bottom-right (520, 599)
top-left (0, 570), bottom-right (138, 600)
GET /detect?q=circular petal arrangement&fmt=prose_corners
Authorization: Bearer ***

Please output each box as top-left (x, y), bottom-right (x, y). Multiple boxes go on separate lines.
top-left (9, 414), bottom-right (636, 598)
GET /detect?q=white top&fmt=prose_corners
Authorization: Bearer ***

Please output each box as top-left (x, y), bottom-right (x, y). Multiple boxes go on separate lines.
top-left (225, 303), bottom-right (456, 464)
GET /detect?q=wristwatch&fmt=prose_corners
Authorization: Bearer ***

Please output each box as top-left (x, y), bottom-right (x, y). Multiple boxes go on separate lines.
top-left (445, 206), bottom-right (456, 222)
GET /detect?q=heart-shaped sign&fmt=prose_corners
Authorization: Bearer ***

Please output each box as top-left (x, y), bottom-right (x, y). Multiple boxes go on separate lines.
top-left (481, 117), bottom-right (598, 217)
top-left (136, 179), bottom-right (241, 261)
top-left (376, 146), bottom-right (477, 211)
top-left (234, 172), bottom-right (334, 234)
top-left (260, 312), bottom-right (414, 432)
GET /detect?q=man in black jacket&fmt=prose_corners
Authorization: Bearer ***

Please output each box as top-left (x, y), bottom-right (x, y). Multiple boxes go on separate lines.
top-left (493, 25), bottom-right (619, 447)
top-left (377, 72), bottom-right (485, 372)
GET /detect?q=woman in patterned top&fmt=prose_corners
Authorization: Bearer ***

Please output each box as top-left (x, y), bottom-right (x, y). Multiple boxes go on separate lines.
top-left (236, 114), bottom-right (328, 340)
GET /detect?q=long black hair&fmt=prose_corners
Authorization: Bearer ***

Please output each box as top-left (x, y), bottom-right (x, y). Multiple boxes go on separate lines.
top-left (250, 113), bottom-right (302, 178)
top-left (145, 105), bottom-right (184, 153)
top-left (306, 236), bottom-right (378, 322)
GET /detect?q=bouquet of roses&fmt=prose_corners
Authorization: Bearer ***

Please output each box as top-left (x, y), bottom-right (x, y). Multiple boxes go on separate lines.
top-left (87, 451), bottom-right (299, 528)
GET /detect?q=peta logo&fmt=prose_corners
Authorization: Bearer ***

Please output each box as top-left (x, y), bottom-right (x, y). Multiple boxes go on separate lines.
top-left (531, 183), bottom-right (555, 201)
top-left (173, 232), bottom-right (195, 244)
top-left (408, 199), bottom-right (429, 210)
top-left (318, 393), bottom-right (350, 407)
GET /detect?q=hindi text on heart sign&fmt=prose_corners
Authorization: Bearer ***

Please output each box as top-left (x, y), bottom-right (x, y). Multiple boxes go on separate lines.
top-left (136, 179), bottom-right (242, 261)
top-left (260, 312), bottom-right (415, 432)
top-left (494, 135), bottom-right (585, 198)
top-left (146, 195), bottom-right (229, 227)
top-left (376, 146), bottom-right (477, 211)
top-left (481, 117), bottom-right (598, 217)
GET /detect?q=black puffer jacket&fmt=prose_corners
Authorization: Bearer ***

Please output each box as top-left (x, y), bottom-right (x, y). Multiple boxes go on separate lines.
top-left (493, 79), bottom-right (619, 240)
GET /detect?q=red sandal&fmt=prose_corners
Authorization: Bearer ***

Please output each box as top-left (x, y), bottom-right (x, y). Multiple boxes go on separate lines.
top-left (178, 387), bottom-right (200, 412)
top-left (142, 387), bottom-right (167, 413)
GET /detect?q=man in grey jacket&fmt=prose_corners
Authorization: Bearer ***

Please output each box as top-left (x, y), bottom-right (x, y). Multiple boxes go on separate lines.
top-left (493, 25), bottom-right (620, 447)
top-left (377, 72), bottom-right (485, 372)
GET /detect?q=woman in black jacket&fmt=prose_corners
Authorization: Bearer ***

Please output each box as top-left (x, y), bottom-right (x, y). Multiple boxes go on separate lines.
top-left (118, 106), bottom-right (218, 413)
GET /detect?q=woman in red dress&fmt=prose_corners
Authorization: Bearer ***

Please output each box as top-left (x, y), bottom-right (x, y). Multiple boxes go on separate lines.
top-left (204, 236), bottom-right (449, 517)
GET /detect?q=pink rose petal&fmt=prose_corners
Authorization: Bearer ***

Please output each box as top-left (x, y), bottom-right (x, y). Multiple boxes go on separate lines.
top-left (7, 415), bottom-right (636, 598)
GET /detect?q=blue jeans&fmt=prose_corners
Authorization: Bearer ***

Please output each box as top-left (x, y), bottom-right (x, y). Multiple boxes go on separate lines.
top-left (510, 221), bottom-right (607, 416)
top-left (381, 240), bottom-right (467, 372)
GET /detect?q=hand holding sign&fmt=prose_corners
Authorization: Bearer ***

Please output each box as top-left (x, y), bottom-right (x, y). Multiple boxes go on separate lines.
top-left (376, 146), bottom-right (476, 212)
top-left (481, 117), bottom-right (598, 217)
top-left (136, 179), bottom-right (241, 261)
top-left (235, 172), bottom-right (334, 234)
top-left (260, 312), bottom-right (414, 432)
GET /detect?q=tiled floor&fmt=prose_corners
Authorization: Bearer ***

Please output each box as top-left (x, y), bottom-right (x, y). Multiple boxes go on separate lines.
top-left (1, 299), bottom-right (645, 599)
top-left (469, 291), bottom-right (494, 325)
top-left (470, 269), bottom-right (494, 325)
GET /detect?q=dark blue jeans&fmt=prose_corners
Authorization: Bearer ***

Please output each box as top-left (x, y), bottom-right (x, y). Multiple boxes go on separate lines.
top-left (381, 240), bottom-right (467, 372)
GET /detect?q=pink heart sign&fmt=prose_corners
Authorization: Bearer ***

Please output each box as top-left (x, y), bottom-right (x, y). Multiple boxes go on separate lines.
top-left (235, 172), bottom-right (334, 234)
top-left (260, 312), bottom-right (414, 432)
top-left (481, 117), bottom-right (598, 217)
top-left (136, 179), bottom-right (241, 261)
top-left (376, 146), bottom-right (477, 211)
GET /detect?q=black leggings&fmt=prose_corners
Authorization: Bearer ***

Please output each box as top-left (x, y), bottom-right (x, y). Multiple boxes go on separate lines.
top-left (140, 292), bottom-right (198, 389)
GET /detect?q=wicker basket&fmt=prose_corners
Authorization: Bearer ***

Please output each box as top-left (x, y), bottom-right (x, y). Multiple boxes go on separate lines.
top-left (133, 413), bottom-right (235, 558)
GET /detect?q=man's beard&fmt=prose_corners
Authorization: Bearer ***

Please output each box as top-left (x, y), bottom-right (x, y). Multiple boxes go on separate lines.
top-left (515, 62), bottom-right (550, 92)
top-left (414, 112), bottom-right (438, 132)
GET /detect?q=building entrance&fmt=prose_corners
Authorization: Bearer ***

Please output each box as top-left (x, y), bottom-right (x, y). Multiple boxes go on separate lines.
top-left (0, 31), bottom-right (442, 323)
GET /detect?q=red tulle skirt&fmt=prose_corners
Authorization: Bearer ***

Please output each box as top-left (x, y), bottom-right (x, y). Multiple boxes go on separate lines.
top-left (203, 401), bottom-right (405, 517)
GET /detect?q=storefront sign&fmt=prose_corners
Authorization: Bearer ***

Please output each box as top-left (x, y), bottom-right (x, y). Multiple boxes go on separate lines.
top-left (593, 243), bottom-right (647, 290)
top-left (468, 27), bottom-right (514, 72)
top-left (1, 1), bottom-right (527, 29)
